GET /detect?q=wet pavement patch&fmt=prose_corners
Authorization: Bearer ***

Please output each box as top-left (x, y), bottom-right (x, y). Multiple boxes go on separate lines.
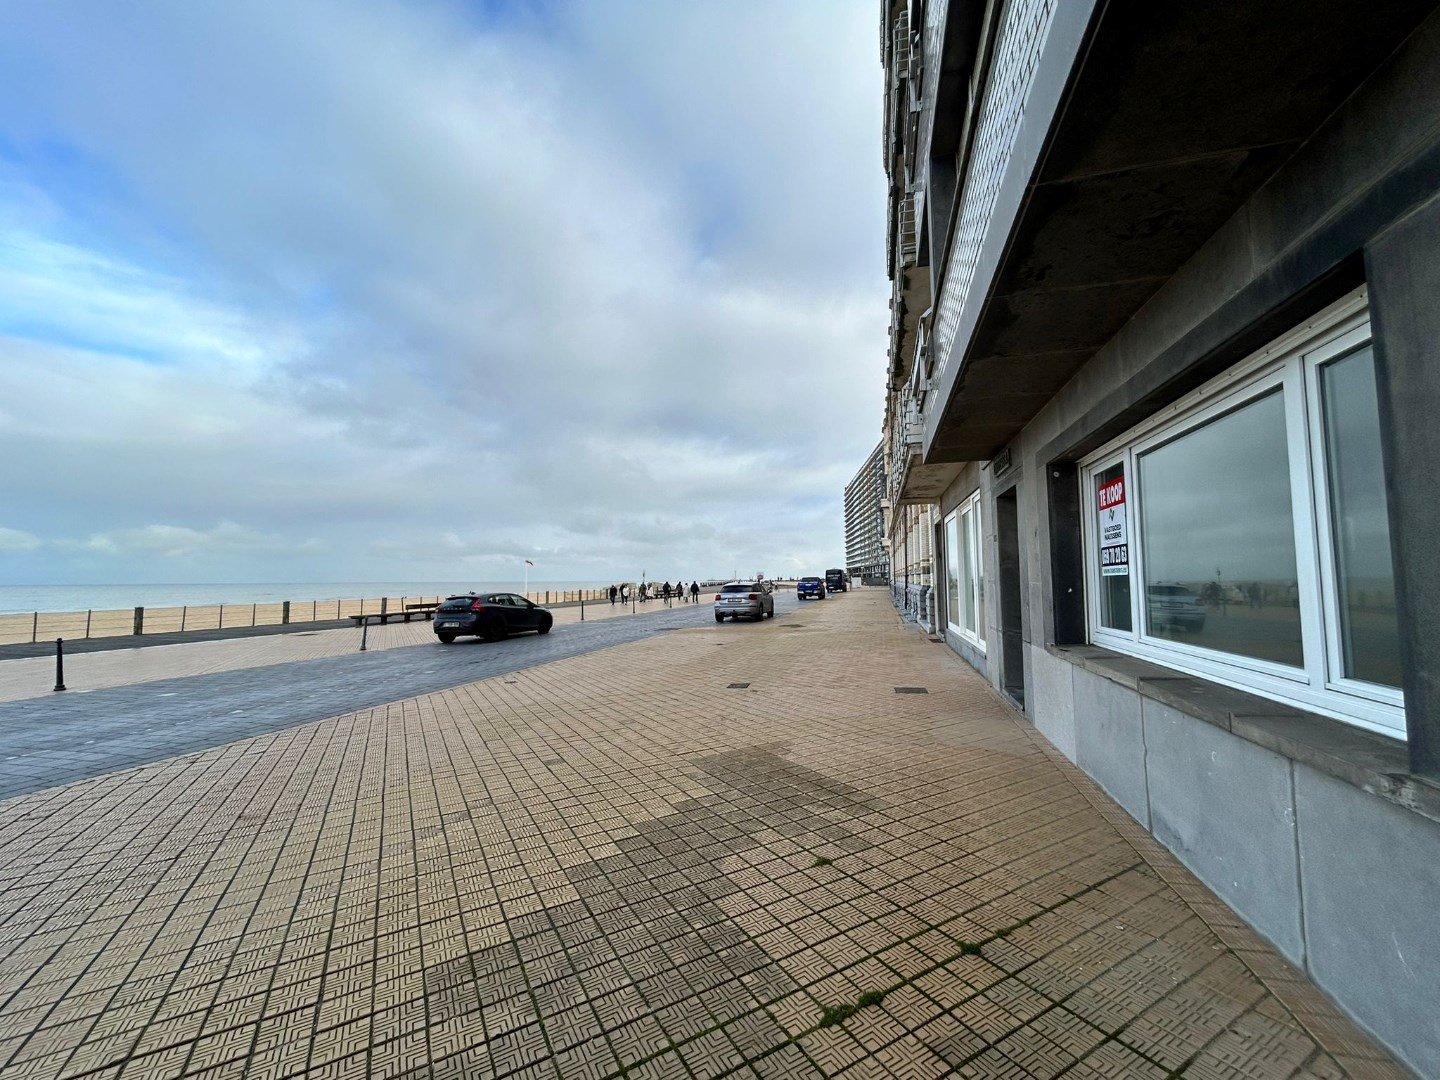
top-left (894, 686), bottom-right (928, 694)
top-left (418, 745), bottom-right (888, 1073)
top-left (727, 682), bottom-right (751, 689)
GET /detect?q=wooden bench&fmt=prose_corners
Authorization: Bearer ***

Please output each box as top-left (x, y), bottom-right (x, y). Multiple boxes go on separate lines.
top-left (347, 604), bottom-right (439, 627)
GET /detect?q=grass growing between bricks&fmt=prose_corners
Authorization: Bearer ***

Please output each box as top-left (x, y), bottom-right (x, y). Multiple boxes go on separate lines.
top-left (805, 860), bottom-right (1148, 1040)
top-left (817, 989), bottom-right (888, 1028)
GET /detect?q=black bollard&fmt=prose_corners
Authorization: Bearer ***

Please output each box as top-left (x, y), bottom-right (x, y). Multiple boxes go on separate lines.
top-left (360, 620), bottom-right (369, 652)
top-left (53, 638), bottom-right (66, 692)
top-left (580, 597), bottom-right (584, 622)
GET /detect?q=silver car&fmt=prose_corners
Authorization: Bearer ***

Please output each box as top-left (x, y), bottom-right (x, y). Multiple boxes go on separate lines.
top-left (714, 581), bottom-right (775, 622)
top-left (1147, 583), bottom-right (1207, 632)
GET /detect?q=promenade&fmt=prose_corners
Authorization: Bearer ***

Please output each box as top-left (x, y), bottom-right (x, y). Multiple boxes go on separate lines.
top-left (0, 590), bottom-right (1407, 1079)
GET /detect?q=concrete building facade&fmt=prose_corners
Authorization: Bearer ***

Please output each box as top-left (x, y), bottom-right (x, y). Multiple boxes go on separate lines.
top-left (844, 442), bottom-right (889, 584)
top-left (880, 1), bottom-right (1440, 1074)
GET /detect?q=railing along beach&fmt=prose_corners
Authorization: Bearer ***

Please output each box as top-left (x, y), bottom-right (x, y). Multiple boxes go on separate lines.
top-left (0, 589), bottom-right (624, 646)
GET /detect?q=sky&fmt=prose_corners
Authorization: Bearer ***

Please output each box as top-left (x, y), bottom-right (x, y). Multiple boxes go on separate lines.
top-left (0, 0), bottom-right (888, 586)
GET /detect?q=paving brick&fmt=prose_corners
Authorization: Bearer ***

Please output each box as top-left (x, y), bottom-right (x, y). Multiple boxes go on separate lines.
top-left (0, 589), bottom-right (1404, 1078)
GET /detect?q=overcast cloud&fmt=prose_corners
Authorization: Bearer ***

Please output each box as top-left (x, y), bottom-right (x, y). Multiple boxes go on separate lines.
top-left (0, 0), bottom-right (886, 585)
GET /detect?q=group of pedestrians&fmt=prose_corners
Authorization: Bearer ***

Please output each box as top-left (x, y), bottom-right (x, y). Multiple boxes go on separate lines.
top-left (607, 581), bottom-right (703, 605)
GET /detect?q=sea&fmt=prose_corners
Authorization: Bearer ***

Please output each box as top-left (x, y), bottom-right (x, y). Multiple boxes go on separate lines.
top-left (0, 581), bottom-right (626, 615)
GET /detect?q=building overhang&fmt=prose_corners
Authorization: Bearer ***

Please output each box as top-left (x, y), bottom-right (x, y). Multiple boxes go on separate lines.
top-left (927, 0), bottom-right (1438, 462)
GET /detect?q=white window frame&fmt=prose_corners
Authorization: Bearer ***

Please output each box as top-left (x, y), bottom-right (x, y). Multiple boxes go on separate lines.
top-left (945, 491), bottom-right (986, 651)
top-left (1080, 290), bottom-right (1404, 738)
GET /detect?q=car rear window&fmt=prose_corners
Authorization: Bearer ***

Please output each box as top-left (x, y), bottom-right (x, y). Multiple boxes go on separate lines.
top-left (721, 584), bottom-right (756, 593)
top-left (800, 577), bottom-right (821, 583)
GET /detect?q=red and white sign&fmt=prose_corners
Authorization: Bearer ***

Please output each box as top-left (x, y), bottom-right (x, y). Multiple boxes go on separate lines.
top-left (1097, 474), bottom-right (1128, 577)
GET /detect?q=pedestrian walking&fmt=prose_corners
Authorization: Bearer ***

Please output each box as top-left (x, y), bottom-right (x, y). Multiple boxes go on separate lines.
top-left (609, 584), bottom-right (617, 606)
top-left (662, 581), bottom-right (672, 600)
top-left (690, 581), bottom-right (700, 603)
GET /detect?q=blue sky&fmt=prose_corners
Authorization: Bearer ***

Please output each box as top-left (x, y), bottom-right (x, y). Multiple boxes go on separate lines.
top-left (0, 1), bottom-right (887, 585)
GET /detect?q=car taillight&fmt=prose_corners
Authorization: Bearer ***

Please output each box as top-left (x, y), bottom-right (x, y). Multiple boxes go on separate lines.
top-left (714, 594), bottom-right (722, 602)
top-left (748, 593), bottom-right (759, 601)
top-left (471, 600), bottom-right (485, 612)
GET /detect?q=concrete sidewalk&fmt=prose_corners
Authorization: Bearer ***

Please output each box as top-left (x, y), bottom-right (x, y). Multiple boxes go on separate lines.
top-left (0, 590), bottom-right (1407, 1079)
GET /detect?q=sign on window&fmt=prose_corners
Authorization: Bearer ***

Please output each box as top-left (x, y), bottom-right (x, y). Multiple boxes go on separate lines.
top-left (1097, 473), bottom-right (1128, 577)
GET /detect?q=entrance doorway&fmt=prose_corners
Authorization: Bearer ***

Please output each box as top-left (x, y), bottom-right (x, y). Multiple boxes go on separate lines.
top-left (996, 486), bottom-right (1026, 709)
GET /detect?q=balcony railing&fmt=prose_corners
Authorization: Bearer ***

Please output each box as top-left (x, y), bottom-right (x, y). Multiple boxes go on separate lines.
top-left (931, 0), bottom-right (1060, 386)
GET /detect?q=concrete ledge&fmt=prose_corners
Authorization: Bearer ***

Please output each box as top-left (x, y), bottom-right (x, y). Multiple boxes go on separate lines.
top-left (1047, 641), bottom-right (1440, 826)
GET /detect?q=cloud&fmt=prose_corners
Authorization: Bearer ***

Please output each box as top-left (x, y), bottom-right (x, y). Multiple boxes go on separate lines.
top-left (0, 527), bottom-right (41, 554)
top-left (0, 1), bottom-right (885, 583)
top-left (56, 522), bottom-right (325, 559)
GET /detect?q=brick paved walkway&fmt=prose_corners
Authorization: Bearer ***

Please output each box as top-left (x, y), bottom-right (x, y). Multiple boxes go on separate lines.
top-left (0, 600), bottom-right (742, 802)
top-left (0, 591), bottom-right (1407, 1079)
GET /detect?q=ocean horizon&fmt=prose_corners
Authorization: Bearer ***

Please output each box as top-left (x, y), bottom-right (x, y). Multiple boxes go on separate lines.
top-left (0, 580), bottom-right (638, 615)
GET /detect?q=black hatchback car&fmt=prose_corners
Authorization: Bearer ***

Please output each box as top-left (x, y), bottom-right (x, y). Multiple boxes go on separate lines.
top-left (433, 592), bottom-right (554, 643)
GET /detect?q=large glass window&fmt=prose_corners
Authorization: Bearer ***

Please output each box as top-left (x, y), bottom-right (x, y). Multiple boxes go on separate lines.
top-left (1138, 391), bottom-right (1303, 667)
top-left (1095, 463), bottom-right (1132, 632)
top-left (945, 492), bottom-right (985, 648)
top-left (967, 498), bottom-right (984, 644)
top-left (1083, 297), bottom-right (1403, 737)
top-left (945, 512), bottom-right (961, 630)
top-left (1318, 345), bottom-right (1401, 688)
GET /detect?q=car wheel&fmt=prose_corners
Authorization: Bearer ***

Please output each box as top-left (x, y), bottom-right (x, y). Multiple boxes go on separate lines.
top-left (537, 615), bottom-right (552, 635)
top-left (715, 613), bottom-right (725, 622)
top-left (437, 632), bottom-right (456, 644)
top-left (482, 619), bottom-right (507, 643)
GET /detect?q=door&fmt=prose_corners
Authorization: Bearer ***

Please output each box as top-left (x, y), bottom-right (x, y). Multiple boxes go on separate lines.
top-left (996, 487), bottom-right (1027, 709)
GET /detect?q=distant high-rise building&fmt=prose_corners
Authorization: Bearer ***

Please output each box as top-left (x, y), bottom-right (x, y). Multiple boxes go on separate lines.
top-left (844, 443), bottom-right (887, 583)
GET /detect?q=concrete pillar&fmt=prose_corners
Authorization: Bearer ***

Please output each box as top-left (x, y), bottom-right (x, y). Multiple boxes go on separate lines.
top-left (1367, 192), bottom-right (1440, 778)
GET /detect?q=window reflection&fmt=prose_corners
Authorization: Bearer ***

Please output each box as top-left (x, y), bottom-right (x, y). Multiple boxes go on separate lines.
top-left (1320, 347), bottom-right (1401, 687)
top-left (1139, 390), bottom-right (1304, 667)
top-left (974, 507), bottom-right (986, 643)
top-left (961, 506), bottom-right (978, 633)
top-left (945, 514), bottom-right (961, 630)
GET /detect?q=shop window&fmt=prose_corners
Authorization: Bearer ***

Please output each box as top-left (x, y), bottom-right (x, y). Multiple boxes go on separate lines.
top-left (1082, 293), bottom-right (1403, 736)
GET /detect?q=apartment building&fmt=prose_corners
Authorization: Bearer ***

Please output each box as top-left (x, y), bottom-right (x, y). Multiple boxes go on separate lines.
top-left (879, 1), bottom-right (1440, 1073)
top-left (843, 442), bottom-right (889, 583)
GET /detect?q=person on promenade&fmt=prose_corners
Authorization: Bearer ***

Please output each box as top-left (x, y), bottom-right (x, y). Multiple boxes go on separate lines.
top-left (620, 584), bottom-right (628, 603)
top-left (662, 581), bottom-right (672, 601)
top-left (690, 580), bottom-right (700, 603)
top-left (639, 582), bottom-right (648, 603)
top-left (609, 584), bottom-right (617, 606)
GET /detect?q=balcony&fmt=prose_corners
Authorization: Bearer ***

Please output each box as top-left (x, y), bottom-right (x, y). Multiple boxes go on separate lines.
top-left (888, 390), bottom-right (961, 505)
top-left (920, 0), bottom-right (1437, 462)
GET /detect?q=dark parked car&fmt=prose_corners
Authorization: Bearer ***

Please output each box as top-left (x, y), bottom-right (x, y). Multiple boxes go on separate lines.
top-left (433, 592), bottom-right (554, 643)
top-left (796, 576), bottom-right (827, 600)
top-left (825, 568), bottom-right (848, 593)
